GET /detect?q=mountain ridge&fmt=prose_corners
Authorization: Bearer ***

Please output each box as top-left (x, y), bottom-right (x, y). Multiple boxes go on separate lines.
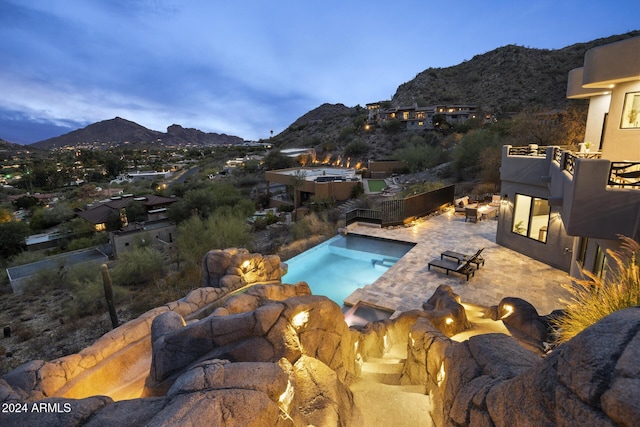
top-left (28, 117), bottom-right (245, 150)
top-left (10, 30), bottom-right (640, 150)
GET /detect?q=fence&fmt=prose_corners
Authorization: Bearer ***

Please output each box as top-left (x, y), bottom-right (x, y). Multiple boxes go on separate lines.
top-left (346, 184), bottom-right (455, 227)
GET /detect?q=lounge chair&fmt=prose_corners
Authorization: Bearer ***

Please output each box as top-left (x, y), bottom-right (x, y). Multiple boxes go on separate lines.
top-left (441, 248), bottom-right (485, 268)
top-left (427, 258), bottom-right (475, 281)
top-left (465, 207), bottom-right (481, 223)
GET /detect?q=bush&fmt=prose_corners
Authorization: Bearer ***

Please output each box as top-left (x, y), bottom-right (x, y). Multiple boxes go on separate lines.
top-left (552, 237), bottom-right (640, 344)
top-left (253, 212), bottom-right (280, 231)
top-left (343, 140), bottom-right (368, 158)
top-left (111, 247), bottom-right (165, 287)
top-left (291, 213), bottom-right (334, 240)
top-left (64, 263), bottom-right (128, 319)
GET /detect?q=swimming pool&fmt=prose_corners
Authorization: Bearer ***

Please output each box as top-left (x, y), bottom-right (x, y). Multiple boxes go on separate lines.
top-left (282, 233), bottom-right (415, 304)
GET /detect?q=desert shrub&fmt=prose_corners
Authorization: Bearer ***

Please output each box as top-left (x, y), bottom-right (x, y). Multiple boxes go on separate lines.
top-left (343, 140), bottom-right (369, 158)
top-left (278, 235), bottom-right (330, 262)
top-left (350, 182), bottom-right (365, 199)
top-left (253, 211), bottom-right (280, 231)
top-left (552, 237), bottom-right (640, 344)
top-left (175, 209), bottom-right (252, 283)
top-left (382, 119), bottom-right (402, 134)
top-left (399, 181), bottom-right (445, 198)
top-left (392, 143), bottom-right (448, 173)
top-left (111, 246), bottom-right (165, 287)
top-left (64, 263), bottom-right (128, 318)
top-left (22, 265), bottom-right (67, 295)
top-left (291, 213), bottom-right (334, 240)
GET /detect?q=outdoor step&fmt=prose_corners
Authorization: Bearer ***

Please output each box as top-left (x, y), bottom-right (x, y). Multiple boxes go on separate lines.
top-left (372, 258), bottom-right (397, 270)
top-left (361, 360), bottom-right (404, 375)
top-left (360, 371), bottom-right (402, 385)
top-left (350, 379), bottom-right (433, 427)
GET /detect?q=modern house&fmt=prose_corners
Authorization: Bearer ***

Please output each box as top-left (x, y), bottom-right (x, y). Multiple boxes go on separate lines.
top-left (265, 167), bottom-right (361, 209)
top-left (109, 219), bottom-right (176, 259)
top-left (77, 194), bottom-right (178, 231)
top-left (497, 35), bottom-right (640, 279)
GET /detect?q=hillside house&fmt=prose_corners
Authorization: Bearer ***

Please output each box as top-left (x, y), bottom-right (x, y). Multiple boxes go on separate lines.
top-left (497, 35), bottom-right (640, 279)
top-left (77, 194), bottom-right (178, 231)
top-left (366, 102), bottom-right (482, 130)
top-left (265, 167), bottom-right (361, 209)
top-left (109, 219), bottom-right (176, 259)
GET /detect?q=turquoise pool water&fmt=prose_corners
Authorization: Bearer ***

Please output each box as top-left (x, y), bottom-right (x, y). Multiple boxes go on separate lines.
top-left (282, 233), bottom-right (415, 304)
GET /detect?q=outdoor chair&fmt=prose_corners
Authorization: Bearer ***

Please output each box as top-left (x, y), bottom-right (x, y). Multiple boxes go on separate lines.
top-left (427, 258), bottom-right (475, 281)
top-left (441, 248), bottom-right (485, 268)
top-left (465, 207), bottom-right (481, 223)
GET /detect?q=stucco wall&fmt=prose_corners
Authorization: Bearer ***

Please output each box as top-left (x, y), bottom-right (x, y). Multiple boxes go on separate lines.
top-left (601, 81), bottom-right (640, 160)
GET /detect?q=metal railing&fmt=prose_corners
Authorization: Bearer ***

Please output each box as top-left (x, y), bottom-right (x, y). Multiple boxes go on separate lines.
top-left (345, 185), bottom-right (455, 227)
top-left (507, 146), bottom-right (547, 157)
top-left (563, 153), bottom-right (576, 175)
top-left (609, 162), bottom-right (640, 188)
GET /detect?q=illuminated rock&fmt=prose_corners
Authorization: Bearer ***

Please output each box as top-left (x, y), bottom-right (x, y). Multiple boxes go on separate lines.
top-left (202, 248), bottom-right (283, 289)
top-left (421, 284), bottom-right (471, 336)
top-left (486, 297), bottom-right (556, 355)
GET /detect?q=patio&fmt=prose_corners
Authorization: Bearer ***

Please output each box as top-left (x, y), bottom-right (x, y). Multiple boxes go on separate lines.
top-left (344, 208), bottom-right (574, 317)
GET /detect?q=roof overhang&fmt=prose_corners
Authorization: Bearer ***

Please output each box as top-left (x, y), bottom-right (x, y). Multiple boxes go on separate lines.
top-left (582, 36), bottom-right (640, 89)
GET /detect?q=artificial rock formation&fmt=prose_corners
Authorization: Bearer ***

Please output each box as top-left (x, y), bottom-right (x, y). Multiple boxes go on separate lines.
top-left (486, 297), bottom-right (561, 355)
top-left (3, 243), bottom-right (640, 426)
top-left (403, 307), bottom-right (640, 426)
top-left (422, 284), bottom-right (471, 336)
top-left (202, 248), bottom-right (283, 289)
top-left (148, 288), bottom-right (358, 391)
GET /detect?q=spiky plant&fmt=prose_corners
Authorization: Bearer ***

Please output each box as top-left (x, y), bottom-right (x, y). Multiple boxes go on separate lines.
top-left (553, 236), bottom-right (640, 344)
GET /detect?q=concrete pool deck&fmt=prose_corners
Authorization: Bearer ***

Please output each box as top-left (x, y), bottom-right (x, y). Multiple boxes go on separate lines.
top-left (343, 208), bottom-right (574, 317)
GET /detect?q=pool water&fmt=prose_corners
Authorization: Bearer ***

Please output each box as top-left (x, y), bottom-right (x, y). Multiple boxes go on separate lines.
top-left (282, 233), bottom-right (415, 304)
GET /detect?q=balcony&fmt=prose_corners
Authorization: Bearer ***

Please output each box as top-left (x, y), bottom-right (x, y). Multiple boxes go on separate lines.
top-left (502, 145), bottom-right (640, 240)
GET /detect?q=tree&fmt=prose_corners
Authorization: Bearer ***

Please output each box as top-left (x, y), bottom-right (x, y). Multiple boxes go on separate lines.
top-left (0, 221), bottom-right (30, 259)
top-left (176, 210), bottom-right (252, 283)
top-left (392, 143), bottom-right (448, 173)
top-left (263, 150), bottom-right (293, 170)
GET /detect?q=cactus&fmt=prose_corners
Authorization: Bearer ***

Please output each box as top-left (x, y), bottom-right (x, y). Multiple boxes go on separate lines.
top-left (101, 263), bottom-right (119, 329)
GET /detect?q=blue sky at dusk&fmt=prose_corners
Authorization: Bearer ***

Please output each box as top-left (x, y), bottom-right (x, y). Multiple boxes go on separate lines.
top-left (0, 0), bottom-right (637, 144)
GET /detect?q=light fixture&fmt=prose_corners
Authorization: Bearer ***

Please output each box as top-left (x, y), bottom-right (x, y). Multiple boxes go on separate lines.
top-left (291, 310), bottom-right (309, 329)
top-left (445, 317), bottom-right (454, 325)
top-left (501, 304), bottom-right (514, 319)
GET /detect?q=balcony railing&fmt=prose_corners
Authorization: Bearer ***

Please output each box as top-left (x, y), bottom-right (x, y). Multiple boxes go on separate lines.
top-left (507, 145), bottom-right (547, 157)
top-left (563, 153), bottom-right (576, 175)
top-left (609, 162), bottom-right (640, 188)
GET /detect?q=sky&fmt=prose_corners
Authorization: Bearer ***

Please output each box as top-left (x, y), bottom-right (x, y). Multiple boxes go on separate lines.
top-left (0, 0), bottom-right (638, 144)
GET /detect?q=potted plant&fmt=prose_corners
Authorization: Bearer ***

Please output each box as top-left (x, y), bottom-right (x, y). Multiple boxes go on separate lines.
top-left (584, 141), bottom-right (592, 152)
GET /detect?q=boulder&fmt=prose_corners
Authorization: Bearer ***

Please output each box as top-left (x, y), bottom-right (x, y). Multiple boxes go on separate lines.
top-left (486, 297), bottom-right (550, 354)
top-left (293, 355), bottom-right (363, 427)
top-left (147, 389), bottom-right (292, 427)
top-left (484, 307), bottom-right (640, 427)
top-left (85, 397), bottom-right (166, 427)
top-left (202, 249), bottom-right (233, 287)
top-left (422, 284), bottom-right (471, 336)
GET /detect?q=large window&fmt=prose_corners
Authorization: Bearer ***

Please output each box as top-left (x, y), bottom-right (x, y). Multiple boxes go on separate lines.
top-left (577, 237), bottom-right (589, 266)
top-left (511, 194), bottom-right (551, 243)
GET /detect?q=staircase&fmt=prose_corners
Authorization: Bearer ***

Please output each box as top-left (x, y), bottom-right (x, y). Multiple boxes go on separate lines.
top-left (350, 342), bottom-right (433, 426)
top-left (372, 258), bottom-right (397, 271)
